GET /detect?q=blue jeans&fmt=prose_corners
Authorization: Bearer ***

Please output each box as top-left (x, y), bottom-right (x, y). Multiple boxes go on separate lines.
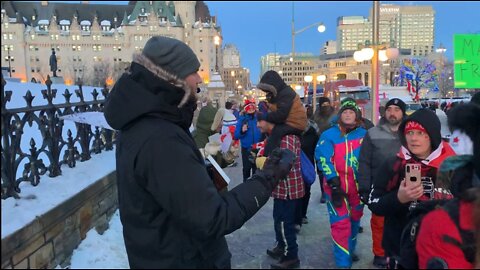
top-left (273, 198), bottom-right (301, 260)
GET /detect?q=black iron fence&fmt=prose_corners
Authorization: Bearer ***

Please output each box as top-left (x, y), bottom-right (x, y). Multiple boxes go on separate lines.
top-left (1, 75), bottom-right (116, 200)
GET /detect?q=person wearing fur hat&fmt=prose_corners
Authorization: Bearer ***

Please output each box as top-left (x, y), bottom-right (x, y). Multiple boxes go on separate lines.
top-left (367, 108), bottom-right (456, 267)
top-left (256, 70), bottom-right (307, 157)
top-left (415, 103), bottom-right (480, 269)
top-left (357, 97), bottom-right (406, 268)
top-left (315, 100), bottom-right (367, 268)
top-left (104, 36), bottom-right (297, 269)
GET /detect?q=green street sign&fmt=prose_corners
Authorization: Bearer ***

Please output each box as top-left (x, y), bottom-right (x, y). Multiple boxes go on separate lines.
top-left (454, 34), bottom-right (480, 88)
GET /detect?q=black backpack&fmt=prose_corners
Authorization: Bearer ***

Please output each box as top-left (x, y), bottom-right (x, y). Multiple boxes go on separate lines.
top-left (398, 199), bottom-right (475, 269)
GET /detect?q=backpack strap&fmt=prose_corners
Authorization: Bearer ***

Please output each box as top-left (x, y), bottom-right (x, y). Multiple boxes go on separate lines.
top-left (441, 199), bottom-right (476, 263)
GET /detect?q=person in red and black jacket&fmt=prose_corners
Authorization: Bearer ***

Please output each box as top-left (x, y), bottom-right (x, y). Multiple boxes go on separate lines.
top-left (257, 118), bottom-right (305, 269)
top-left (416, 103), bottom-right (480, 269)
top-left (367, 108), bottom-right (456, 266)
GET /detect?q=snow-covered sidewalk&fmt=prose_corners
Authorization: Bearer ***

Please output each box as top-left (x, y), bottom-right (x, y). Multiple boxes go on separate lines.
top-left (69, 210), bottom-right (129, 269)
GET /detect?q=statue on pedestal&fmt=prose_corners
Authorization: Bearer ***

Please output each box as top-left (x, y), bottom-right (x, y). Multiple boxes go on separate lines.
top-left (49, 48), bottom-right (58, 77)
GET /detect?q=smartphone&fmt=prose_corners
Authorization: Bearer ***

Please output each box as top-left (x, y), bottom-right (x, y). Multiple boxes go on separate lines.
top-left (405, 164), bottom-right (421, 187)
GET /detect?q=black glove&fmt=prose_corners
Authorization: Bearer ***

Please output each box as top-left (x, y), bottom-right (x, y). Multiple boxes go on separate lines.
top-left (359, 191), bottom-right (370, 205)
top-left (255, 148), bottom-right (295, 190)
top-left (256, 111), bottom-right (267, 122)
top-left (248, 148), bottom-right (259, 164)
top-left (328, 177), bottom-right (347, 208)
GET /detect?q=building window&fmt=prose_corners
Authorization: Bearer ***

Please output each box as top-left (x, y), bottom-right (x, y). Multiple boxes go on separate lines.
top-left (61, 25), bottom-right (69, 31)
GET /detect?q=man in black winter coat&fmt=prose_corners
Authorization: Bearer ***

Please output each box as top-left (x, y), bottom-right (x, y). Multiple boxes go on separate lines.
top-left (104, 36), bottom-right (296, 269)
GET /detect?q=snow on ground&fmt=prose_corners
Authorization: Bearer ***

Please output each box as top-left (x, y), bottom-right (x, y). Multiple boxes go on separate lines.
top-left (68, 210), bottom-right (129, 269)
top-left (1, 150), bottom-right (116, 238)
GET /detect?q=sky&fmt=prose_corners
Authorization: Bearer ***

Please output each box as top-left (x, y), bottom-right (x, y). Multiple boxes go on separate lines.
top-left (206, 1), bottom-right (480, 84)
top-left (40, 1), bottom-right (480, 84)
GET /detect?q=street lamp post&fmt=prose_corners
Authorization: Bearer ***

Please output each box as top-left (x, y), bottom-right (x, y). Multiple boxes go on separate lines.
top-left (214, 35), bottom-right (221, 72)
top-left (372, 0), bottom-right (380, 124)
top-left (436, 43), bottom-right (447, 98)
top-left (304, 74), bottom-right (326, 112)
top-left (353, 1), bottom-right (399, 124)
top-left (291, 2), bottom-right (325, 85)
top-left (7, 47), bottom-right (12, 78)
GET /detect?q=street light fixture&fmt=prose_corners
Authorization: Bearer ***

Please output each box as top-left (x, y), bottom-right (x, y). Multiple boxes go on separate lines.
top-left (291, 2), bottom-right (325, 85)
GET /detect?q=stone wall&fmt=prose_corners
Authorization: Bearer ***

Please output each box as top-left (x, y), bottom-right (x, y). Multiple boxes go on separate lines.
top-left (1, 172), bottom-right (118, 269)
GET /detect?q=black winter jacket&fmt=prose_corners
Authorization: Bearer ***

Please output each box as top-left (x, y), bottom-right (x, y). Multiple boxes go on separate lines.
top-left (104, 54), bottom-right (273, 269)
top-left (357, 124), bottom-right (401, 199)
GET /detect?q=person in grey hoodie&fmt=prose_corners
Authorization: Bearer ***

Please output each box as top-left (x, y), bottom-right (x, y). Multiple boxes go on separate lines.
top-left (357, 98), bottom-right (406, 268)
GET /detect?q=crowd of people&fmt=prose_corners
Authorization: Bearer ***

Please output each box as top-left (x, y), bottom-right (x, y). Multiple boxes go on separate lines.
top-left (104, 36), bottom-right (479, 269)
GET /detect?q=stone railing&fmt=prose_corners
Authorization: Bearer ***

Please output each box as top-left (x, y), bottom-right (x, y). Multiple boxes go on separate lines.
top-left (1, 172), bottom-right (118, 269)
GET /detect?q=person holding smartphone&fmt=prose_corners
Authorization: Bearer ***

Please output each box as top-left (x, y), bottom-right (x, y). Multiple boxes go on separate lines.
top-left (367, 108), bottom-right (455, 267)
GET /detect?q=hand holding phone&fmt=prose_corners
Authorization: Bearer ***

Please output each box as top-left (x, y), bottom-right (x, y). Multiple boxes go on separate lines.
top-left (405, 164), bottom-right (421, 187)
top-left (397, 163), bottom-right (423, 204)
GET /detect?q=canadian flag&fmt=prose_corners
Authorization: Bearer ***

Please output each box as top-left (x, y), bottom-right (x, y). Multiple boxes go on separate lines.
top-left (407, 80), bottom-right (413, 96)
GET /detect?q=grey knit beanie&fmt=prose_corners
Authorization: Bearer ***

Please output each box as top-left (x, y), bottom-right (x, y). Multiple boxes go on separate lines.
top-left (142, 36), bottom-right (200, 79)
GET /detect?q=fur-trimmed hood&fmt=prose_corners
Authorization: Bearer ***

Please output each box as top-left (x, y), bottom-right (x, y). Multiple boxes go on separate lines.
top-left (104, 53), bottom-right (197, 131)
top-left (132, 53), bottom-right (194, 108)
top-left (257, 70), bottom-right (288, 98)
top-left (257, 83), bottom-right (277, 97)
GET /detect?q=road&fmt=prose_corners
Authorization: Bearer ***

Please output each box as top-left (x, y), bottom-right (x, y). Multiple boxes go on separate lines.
top-left (223, 156), bottom-right (376, 269)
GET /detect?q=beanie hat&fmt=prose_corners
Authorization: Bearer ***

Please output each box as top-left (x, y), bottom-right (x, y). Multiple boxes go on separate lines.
top-left (317, 97), bottom-right (331, 106)
top-left (244, 99), bottom-right (256, 112)
top-left (448, 103), bottom-right (480, 142)
top-left (338, 99), bottom-right (361, 120)
top-left (399, 108), bottom-right (441, 150)
top-left (341, 97), bottom-right (356, 106)
top-left (257, 70), bottom-right (288, 97)
top-left (385, 98), bottom-right (406, 115)
top-left (448, 103), bottom-right (480, 157)
top-left (142, 36), bottom-right (200, 79)
top-left (471, 91), bottom-right (480, 106)
top-left (404, 121), bottom-right (427, 134)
